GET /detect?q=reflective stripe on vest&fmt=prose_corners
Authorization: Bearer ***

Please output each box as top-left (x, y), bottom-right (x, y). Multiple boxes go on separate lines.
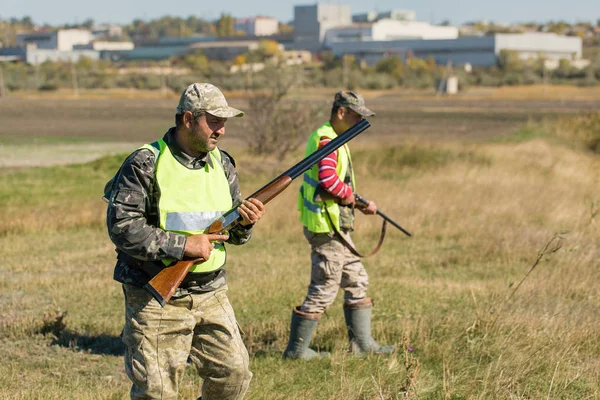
top-left (298, 122), bottom-right (355, 233)
top-left (141, 139), bottom-right (232, 273)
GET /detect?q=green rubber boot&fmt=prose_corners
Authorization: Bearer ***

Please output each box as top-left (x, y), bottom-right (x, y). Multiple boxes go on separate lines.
top-left (283, 307), bottom-right (330, 360)
top-left (344, 298), bottom-right (395, 355)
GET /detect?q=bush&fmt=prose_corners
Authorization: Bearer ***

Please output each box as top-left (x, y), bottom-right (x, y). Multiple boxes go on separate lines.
top-left (517, 113), bottom-right (600, 154)
top-left (361, 73), bottom-right (396, 90)
top-left (502, 72), bottom-right (525, 85)
top-left (554, 113), bottom-right (600, 153)
top-left (242, 64), bottom-right (326, 160)
top-left (401, 74), bottom-right (435, 89)
top-left (38, 82), bottom-right (59, 91)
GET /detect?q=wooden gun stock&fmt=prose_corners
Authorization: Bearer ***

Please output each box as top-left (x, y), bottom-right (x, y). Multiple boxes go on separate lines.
top-left (144, 119), bottom-right (371, 307)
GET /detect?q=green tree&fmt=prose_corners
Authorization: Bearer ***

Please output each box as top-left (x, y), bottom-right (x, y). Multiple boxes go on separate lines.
top-left (497, 49), bottom-right (524, 72)
top-left (547, 21), bottom-right (570, 35)
top-left (21, 16), bottom-right (34, 29)
top-left (258, 40), bottom-right (281, 57)
top-left (216, 13), bottom-right (235, 37)
top-left (81, 19), bottom-right (94, 29)
top-left (279, 22), bottom-right (293, 34)
top-left (181, 52), bottom-right (209, 72)
top-left (317, 50), bottom-right (342, 70)
top-left (375, 55), bottom-right (404, 80)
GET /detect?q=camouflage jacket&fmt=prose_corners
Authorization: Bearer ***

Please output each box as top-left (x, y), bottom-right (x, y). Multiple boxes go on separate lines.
top-left (105, 127), bottom-right (253, 289)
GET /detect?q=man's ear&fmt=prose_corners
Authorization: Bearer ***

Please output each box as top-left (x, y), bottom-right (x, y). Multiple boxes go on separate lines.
top-left (183, 111), bottom-right (194, 128)
top-left (336, 106), bottom-right (346, 120)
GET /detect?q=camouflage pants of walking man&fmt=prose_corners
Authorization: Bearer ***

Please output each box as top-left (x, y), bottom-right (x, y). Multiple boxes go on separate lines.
top-left (300, 227), bottom-right (369, 313)
top-left (122, 283), bottom-right (251, 400)
top-left (283, 227), bottom-right (394, 359)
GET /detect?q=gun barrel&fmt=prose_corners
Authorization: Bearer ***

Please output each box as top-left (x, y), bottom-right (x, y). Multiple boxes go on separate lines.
top-left (376, 210), bottom-right (412, 237)
top-left (249, 119), bottom-right (371, 198)
top-left (355, 193), bottom-right (412, 237)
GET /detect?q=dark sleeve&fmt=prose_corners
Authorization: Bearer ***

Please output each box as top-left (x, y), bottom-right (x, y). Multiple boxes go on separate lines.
top-left (106, 149), bottom-right (187, 261)
top-left (220, 149), bottom-right (253, 245)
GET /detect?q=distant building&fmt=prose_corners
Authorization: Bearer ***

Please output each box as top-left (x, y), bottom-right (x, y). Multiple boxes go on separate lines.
top-left (74, 41), bottom-right (134, 51)
top-left (92, 25), bottom-right (123, 39)
top-left (26, 49), bottom-right (100, 64)
top-left (16, 29), bottom-right (94, 51)
top-left (235, 16), bottom-right (279, 36)
top-left (293, 3), bottom-right (352, 52)
top-left (0, 47), bottom-right (26, 62)
top-left (353, 9), bottom-right (416, 23)
top-left (324, 19), bottom-right (458, 46)
top-left (328, 33), bottom-right (583, 67)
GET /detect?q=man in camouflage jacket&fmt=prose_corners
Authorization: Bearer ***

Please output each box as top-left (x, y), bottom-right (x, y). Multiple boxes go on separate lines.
top-left (105, 83), bottom-right (265, 400)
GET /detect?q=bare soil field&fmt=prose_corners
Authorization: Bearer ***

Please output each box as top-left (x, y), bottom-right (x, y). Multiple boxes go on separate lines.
top-left (1, 85), bottom-right (600, 167)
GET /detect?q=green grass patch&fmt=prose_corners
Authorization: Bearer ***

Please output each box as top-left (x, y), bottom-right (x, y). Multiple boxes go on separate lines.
top-left (354, 144), bottom-right (492, 180)
top-left (0, 135), bottom-right (119, 145)
top-left (500, 113), bottom-right (600, 153)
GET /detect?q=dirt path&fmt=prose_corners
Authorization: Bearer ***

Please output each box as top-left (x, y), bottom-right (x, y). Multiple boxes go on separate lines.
top-left (0, 142), bottom-right (139, 167)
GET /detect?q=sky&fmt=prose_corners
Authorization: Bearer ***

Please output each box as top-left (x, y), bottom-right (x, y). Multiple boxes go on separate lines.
top-left (1, 0), bottom-right (598, 27)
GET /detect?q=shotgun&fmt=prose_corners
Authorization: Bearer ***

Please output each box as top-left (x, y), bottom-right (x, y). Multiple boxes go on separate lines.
top-left (145, 119), bottom-right (372, 306)
top-left (354, 193), bottom-right (412, 237)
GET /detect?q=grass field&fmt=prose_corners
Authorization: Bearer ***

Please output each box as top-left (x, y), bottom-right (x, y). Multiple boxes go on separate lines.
top-left (0, 87), bottom-right (599, 399)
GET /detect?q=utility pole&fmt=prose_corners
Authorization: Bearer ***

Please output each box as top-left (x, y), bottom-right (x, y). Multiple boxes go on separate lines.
top-left (71, 61), bottom-right (79, 97)
top-left (342, 54), bottom-right (349, 89)
top-left (35, 56), bottom-right (40, 89)
top-left (160, 61), bottom-right (168, 97)
top-left (542, 60), bottom-right (549, 96)
top-left (0, 63), bottom-right (6, 97)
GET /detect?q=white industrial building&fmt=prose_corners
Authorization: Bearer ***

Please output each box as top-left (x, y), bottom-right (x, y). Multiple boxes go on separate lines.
top-left (294, 4), bottom-right (456, 52)
top-left (292, 3), bottom-right (582, 69)
top-left (26, 49), bottom-right (100, 64)
top-left (235, 16), bottom-right (279, 36)
top-left (74, 41), bottom-right (134, 51)
top-left (327, 32), bottom-right (583, 67)
top-left (13, 29), bottom-right (134, 64)
top-left (324, 19), bottom-right (458, 46)
top-left (293, 3), bottom-right (352, 52)
top-left (353, 9), bottom-right (416, 22)
top-left (16, 29), bottom-right (94, 51)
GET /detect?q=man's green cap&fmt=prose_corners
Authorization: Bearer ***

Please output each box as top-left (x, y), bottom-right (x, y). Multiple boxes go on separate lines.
top-left (333, 90), bottom-right (375, 117)
top-left (176, 83), bottom-right (244, 118)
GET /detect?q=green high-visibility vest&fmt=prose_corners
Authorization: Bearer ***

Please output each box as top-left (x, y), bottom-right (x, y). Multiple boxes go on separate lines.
top-left (141, 139), bottom-right (232, 273)
top-left (298, 122), bottom-right (355, 233)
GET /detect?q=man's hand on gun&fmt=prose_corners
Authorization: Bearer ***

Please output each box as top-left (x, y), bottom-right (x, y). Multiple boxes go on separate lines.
top-left (238, 198), bottom-right (265, 226)
top-left (184, 233), bottom-right (229, 263)
top-left (354, 194), bottom-right (377, 215)
top-left (182, 198), bottom-right (265, 264)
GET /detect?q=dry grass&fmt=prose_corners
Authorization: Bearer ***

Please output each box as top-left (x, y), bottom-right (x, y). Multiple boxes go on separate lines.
top-left (0, 94), bottom-right (599, 399)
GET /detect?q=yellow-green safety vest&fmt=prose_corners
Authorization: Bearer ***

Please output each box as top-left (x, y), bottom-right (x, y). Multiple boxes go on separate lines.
top-left (298, 122), bottom-right (355, 233)
top-left (141, 139), bottom-right (232, 273)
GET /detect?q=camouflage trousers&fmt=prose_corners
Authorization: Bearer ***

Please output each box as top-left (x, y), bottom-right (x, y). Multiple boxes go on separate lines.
top-left (122, 283), bottom-right (251, 400)
top-left (299, 227), bottom-right (369, 314)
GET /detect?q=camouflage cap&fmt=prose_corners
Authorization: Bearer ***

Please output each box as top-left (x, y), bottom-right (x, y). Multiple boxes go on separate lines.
top-left (333, 90), bottom-right (375, 117)
top-left (176, 83), bottom-right (244, 118)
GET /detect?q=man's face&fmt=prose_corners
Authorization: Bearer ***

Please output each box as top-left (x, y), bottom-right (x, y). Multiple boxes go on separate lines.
top-left (339, 107), bottom-right (363, 131)
top-left (189, 112), bottom-right (227, 153)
